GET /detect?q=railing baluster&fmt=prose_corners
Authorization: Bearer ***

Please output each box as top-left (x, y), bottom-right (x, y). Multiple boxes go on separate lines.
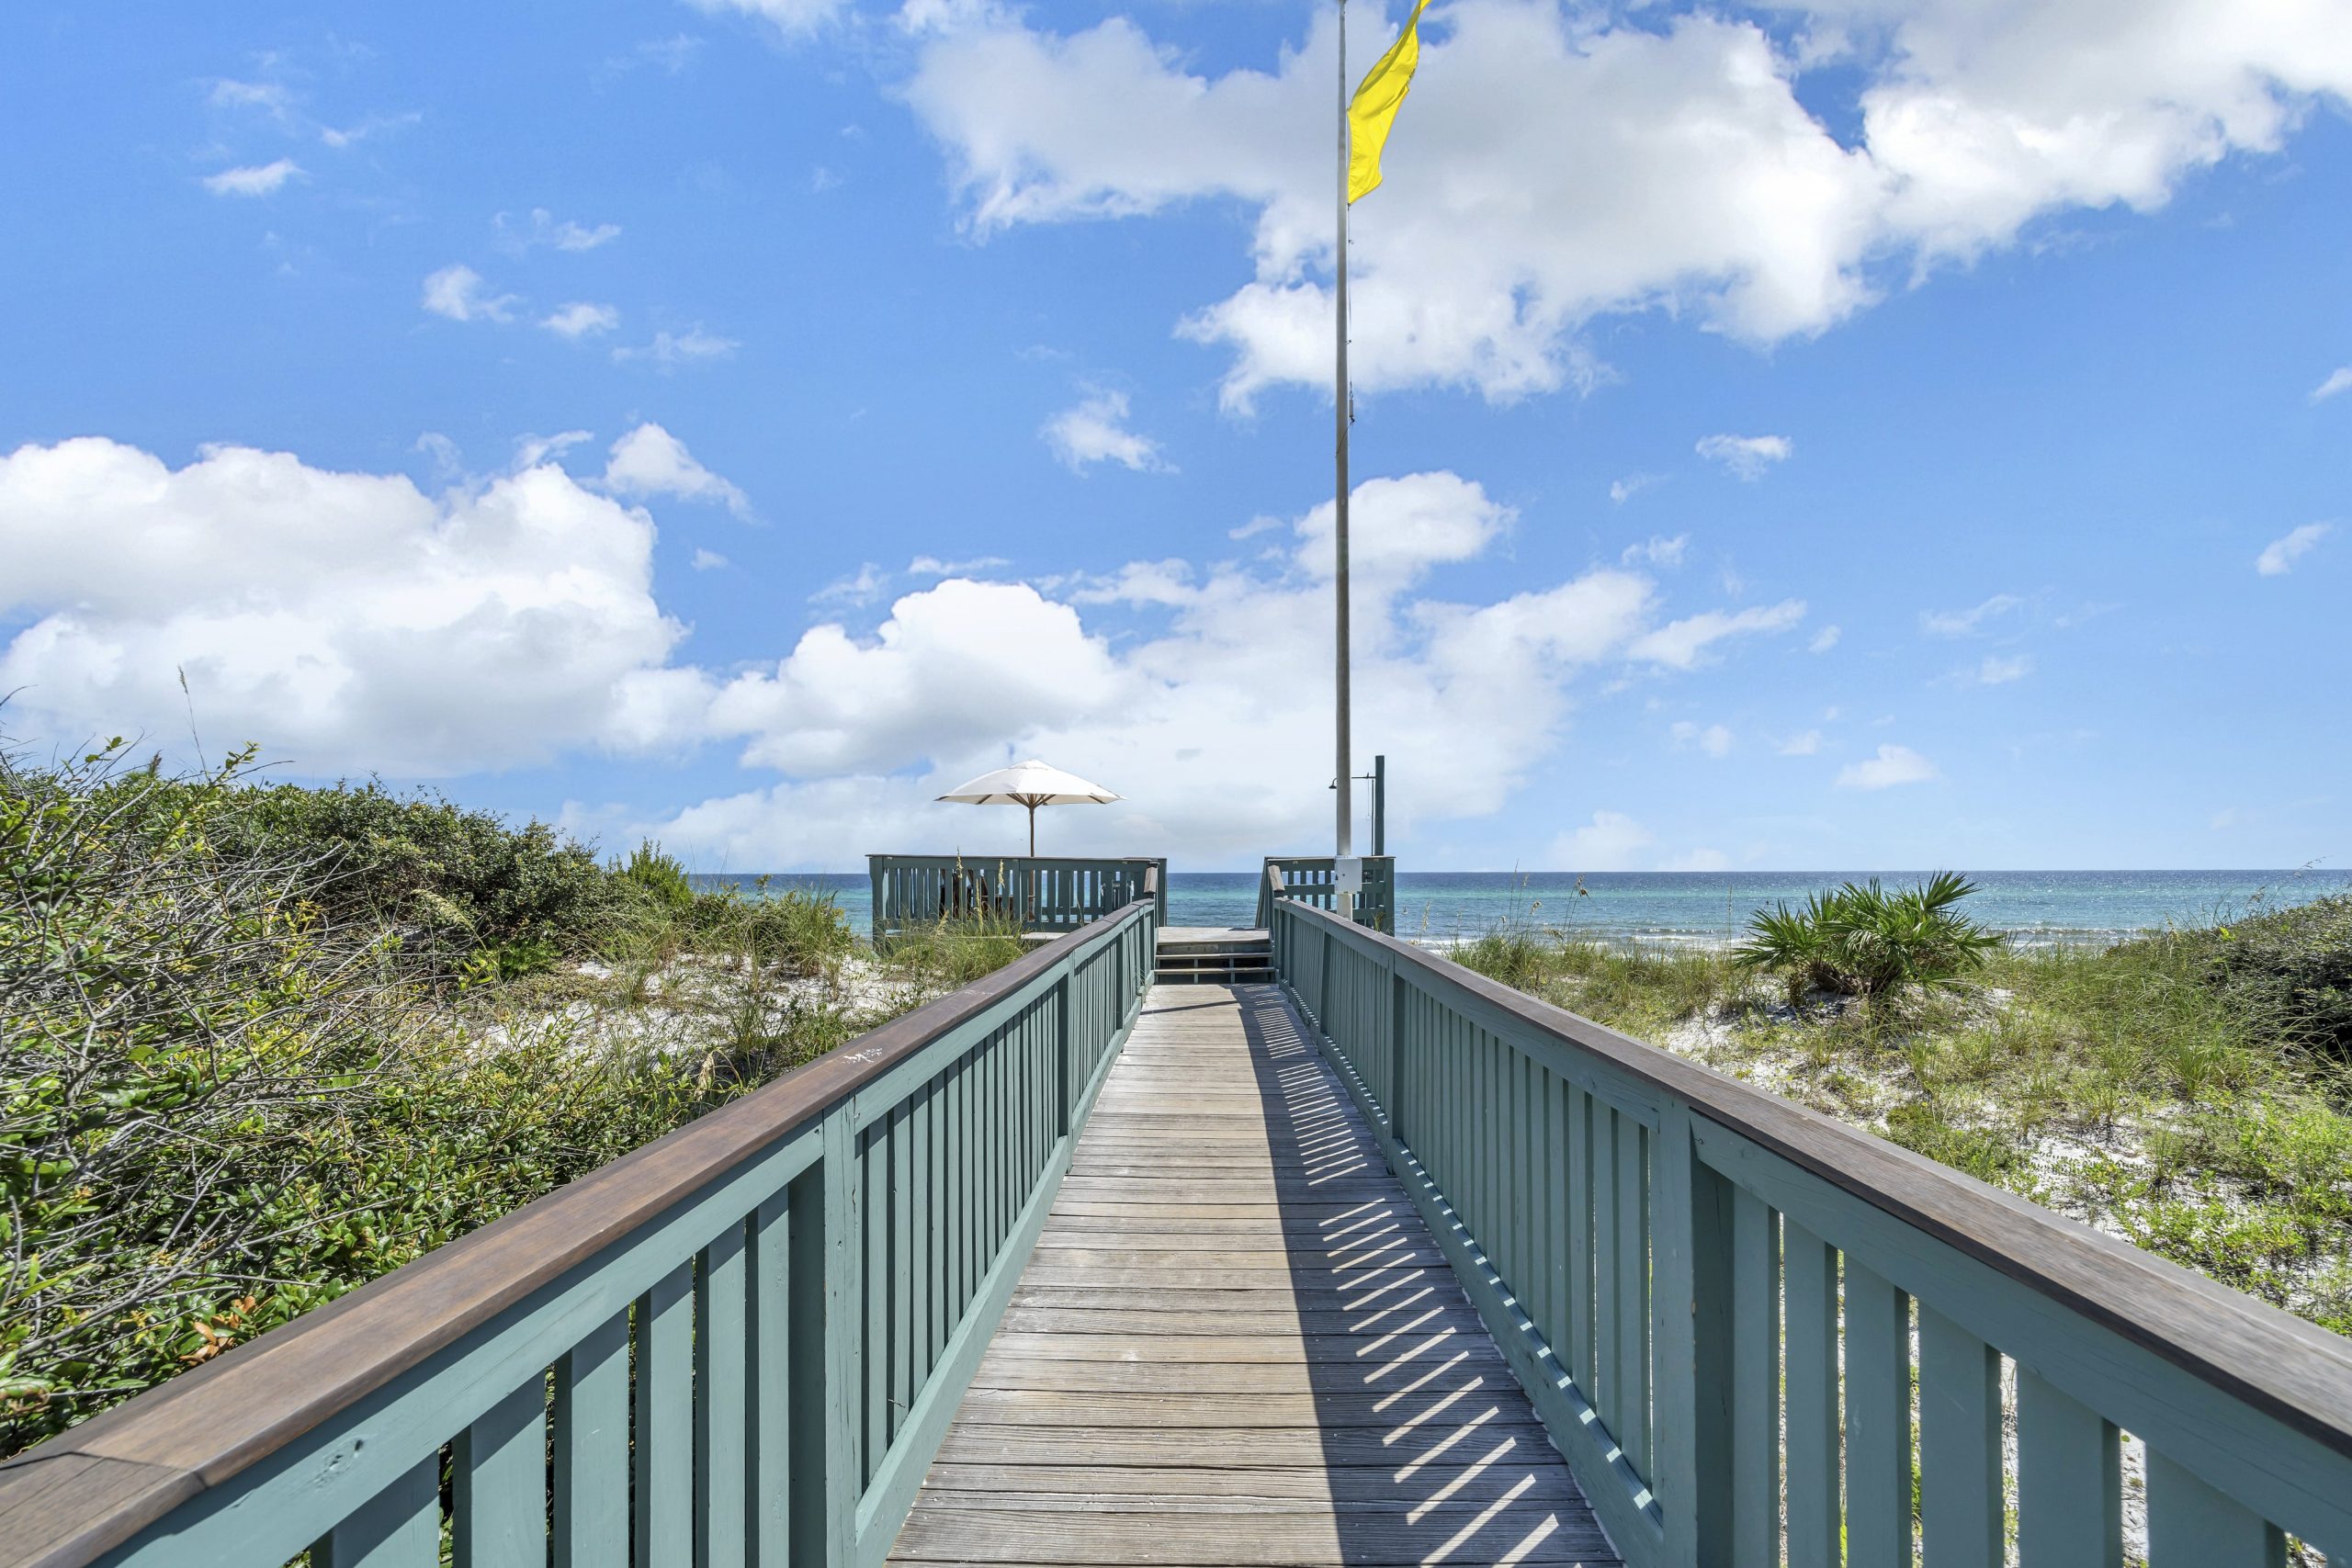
top-left (932, 1069), bottom-right (952, 1365)
top-left (2016, 1364), bottom-right (2120, 1568)
top-left (958, 1048), bottom-right (977, 1315)
top-left (2146, 1449), bottom-right (2288, 1567)
top-left (1728, 1190), bottom-right (1781, 1566)
top-left (1541, 1071), bottom-right (1566, 1358)
top-left (1567, 1083), bottom-right (1596, 1396)
top-left (1672, 1119), bottom-right (1736, 1568)
top-left (1844, 1259), bottom-right (1912, 1568)
top-left (1591, 1108), bottom-right (1622, 1432)
top-left (637, 1263), bottom-right (695, 1568)
top-left (821, 1102), bottom-right (862, 1568)
top-left (862, 1121), bottom-right (890, 1475)
top-left (907, 1081), bottom-right (934, 1396)
top-left (557, 1311), bottom-right (632, 1568)
top-left (1918, 1303), bottom-right (2002, 1568)
top-left (748, 1191), bottom-right (792, 1568)
top-left (1783, 1221), bottom-right (1839, 1566)
top-left (454, 1376), bottom-right (546, 1568)
top-left (888, 1095), bottom-right (915, 1449)
top-left (1616, 1115), bottom-right (1651, 1478)
top-left (696, 1221), bottom-right (750, 1568)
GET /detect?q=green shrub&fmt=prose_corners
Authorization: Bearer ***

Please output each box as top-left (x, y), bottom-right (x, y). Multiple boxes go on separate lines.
top-left (616, 839), bottom-right (697, 914)
top-left (1, 741), bottom-right (423, 1449)
top-left (0, 745), bottom-right (858, 1457)
top-left (109, 773), bottom-right (621, 968)
top-left (2193, 894), bottom-right (2352, 1055)
top-left (1734, 873), bottom-right (2004, 1006)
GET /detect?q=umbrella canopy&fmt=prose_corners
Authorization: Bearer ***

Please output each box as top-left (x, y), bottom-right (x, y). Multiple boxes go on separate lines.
top-left (936, 759), bottom-right (1122, 854)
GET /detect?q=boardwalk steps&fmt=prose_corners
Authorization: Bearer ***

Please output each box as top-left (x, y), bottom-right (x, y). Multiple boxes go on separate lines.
top-left (890, 983), bottom-right (1621, 1567)
top-left (1154, 926), bottom-right (1274, 986)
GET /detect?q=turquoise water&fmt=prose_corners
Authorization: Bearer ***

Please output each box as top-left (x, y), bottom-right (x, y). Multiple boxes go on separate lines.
top-left (695, 869), bottom-right (2346, 949)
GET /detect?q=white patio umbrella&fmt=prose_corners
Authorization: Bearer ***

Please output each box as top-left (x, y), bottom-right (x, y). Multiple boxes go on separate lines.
top-left (936, 759), bottom-right (1122, 855)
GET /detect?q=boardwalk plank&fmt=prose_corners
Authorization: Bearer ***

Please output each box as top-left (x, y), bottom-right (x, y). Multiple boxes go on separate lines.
top-left (889, 983), bottom-right (1622, 1568)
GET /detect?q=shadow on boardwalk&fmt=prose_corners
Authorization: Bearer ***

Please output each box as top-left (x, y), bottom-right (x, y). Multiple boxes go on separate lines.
top-left (892, 981), bottom-right (1621, 1566)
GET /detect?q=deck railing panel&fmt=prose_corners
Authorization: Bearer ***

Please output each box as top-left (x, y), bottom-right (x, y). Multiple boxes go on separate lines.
top-left (867, 855), bottom-right (1167, 937)
top-left (1271, 897), bottom-right (2352, 1568)
top-left (1, 898), bottom-right (1158, 1568)
top-left (1254, 855), bottom-right (1395, 933)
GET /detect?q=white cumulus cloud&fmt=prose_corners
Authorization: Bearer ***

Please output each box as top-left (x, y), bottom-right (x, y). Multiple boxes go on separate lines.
top-left (644, 471), bottom-right (1779, 864)
top-left (602, 423), bottom-right (752, 517)
top-left (541, 302), bottom-right (620, 338)
top-left (495, 209), bottom-right (623, 254)
top-left (1041, 389), bottom-right (1172, 473)
top-left (202, 159), bottom-right (302, 197)
top-left (1921, 592), bottom-right (2024, 636)
top-left (1671, 720), bottom-right (1734, 758)
top-left (902, 0), bottom-right (2352, 410)
top-left (1695, 433), bottom-right (1792, 479)
top-left (1, 434), bottom-right (1814, 864)
top-left (2311, 368), bottom-right (2352, 403)
top-left (2256, 522), bottom-right (2331, 576)
top-left (1628, 599), bottom-right (1806, 669)
top-left (614, 327), bottom-right (740, 368)
top-left (0, 437), bottom-right (685, 775)
top-left (422, 264), bottom-right (519, 324)
top-left (1837, 743), bottom-right (1939, 790)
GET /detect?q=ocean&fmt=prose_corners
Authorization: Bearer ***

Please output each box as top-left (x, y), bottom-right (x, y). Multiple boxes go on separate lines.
top-left (694, 868), bottom-right (2348, 949)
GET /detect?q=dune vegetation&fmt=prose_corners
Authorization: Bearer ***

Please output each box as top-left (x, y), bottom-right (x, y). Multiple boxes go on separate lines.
top-left (0, 739), bottom-right (1019, 1456)
top-left (1452, 879), bottom-right (2352, 1336)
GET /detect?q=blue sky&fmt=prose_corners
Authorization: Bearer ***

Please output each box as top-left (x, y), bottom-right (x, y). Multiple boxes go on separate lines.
top-left (1, 0), bottom-right (2346, 871)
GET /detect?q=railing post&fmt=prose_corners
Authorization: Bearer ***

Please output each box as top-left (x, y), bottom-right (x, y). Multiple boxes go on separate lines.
top-left (1656, 1104), bottom-right (1735, 1567)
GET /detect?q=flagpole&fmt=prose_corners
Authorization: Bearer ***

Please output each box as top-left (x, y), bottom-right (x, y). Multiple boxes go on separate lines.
top-left (1334, 0), bottom-right (1355, 893)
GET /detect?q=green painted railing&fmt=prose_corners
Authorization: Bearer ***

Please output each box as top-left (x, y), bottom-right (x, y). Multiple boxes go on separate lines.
top-left (1253, 854), bottom-right (1395, 933)
top-left (868, 854), bottom-right (1166, 938)
top-left (2, 898), bottom-right (1159, 1568)
top-left (1270, 897), bottom-right (2352, 1567)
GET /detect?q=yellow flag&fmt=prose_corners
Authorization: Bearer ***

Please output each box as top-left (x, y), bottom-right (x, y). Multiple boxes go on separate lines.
top-left (1347, 0), bottom-right (1433, 203)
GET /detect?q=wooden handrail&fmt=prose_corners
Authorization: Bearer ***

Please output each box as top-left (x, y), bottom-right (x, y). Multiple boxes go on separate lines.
top-left (1270, 897), bottom-right (2352, 1562)
top-left (2, 898), bottom-right (1159, 1568)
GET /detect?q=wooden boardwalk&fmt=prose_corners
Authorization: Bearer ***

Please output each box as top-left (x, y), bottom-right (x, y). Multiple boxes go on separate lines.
top-left (891, 983), bottom-right (1622, 1567)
